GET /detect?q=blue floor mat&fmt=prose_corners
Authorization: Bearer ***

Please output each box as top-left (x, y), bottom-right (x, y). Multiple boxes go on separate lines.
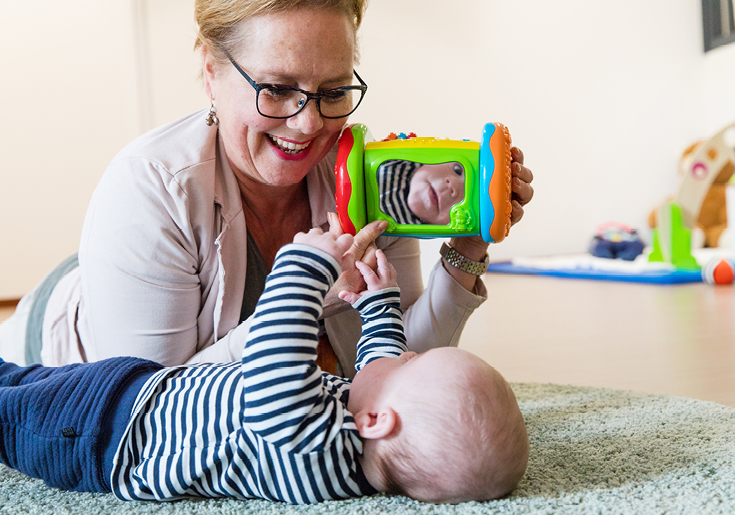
top-left (486, 261), bottom-right (703, 284)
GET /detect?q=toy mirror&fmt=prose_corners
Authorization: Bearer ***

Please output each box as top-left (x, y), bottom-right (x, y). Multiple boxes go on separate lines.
top-left (335, 123), bottom-right (514, 243)
top-left (376, 160), bottom-right (466, 226)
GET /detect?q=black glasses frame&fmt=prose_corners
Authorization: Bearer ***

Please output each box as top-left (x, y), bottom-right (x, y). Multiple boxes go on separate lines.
top-left (223, 50), bottom-right (368, 120)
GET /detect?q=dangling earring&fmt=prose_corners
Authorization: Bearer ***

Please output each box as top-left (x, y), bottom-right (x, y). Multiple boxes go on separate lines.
top-left (205, 99), bottom-right (219, 126)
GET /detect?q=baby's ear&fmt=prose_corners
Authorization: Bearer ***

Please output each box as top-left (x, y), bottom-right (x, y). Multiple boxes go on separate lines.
top-left (353, 408), bottom-right (396, 440)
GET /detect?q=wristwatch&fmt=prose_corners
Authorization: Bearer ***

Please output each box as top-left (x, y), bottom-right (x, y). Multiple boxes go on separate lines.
top-left (439, 242), bottom-right (490, 276)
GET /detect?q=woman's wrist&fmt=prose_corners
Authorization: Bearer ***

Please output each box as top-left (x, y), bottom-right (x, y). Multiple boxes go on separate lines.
top-left (448, 237), bottom-right (490, 262)
top-left (320, 290), bottom-right (351, 319)
top-left (439, 238), bottom-right (490, 292)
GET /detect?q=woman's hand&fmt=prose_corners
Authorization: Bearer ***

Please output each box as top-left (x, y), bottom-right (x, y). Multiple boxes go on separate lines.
top-left (321, 214), bottom-right (388, 318)
top-left (510, 146), bottom-right (534, 226)
top-left (444, 147), bottom-right (534, 291)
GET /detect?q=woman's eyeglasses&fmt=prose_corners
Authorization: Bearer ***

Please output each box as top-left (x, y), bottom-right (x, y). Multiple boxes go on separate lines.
top-left (224, 50), bottom-right (367, 120)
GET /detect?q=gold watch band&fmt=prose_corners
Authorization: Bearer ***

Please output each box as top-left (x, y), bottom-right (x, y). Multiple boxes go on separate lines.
top-left (439, 242), bottom-right (490, 276)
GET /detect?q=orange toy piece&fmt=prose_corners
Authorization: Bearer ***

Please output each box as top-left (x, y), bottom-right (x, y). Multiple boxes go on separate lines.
top-left (487, 123), bottom-right (513, 243)
top-left (702, 258), bottom-right (735, 285)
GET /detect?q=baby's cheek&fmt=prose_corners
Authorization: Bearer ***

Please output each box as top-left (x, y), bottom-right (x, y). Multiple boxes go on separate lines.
top-left (406, 192), bottom-right (420, 214)
top-left (405, 190), bottom-right (426, 218)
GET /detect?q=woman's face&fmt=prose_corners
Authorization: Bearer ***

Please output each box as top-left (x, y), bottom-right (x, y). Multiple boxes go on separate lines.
top-left (203, 9), bottom-right (356, 187)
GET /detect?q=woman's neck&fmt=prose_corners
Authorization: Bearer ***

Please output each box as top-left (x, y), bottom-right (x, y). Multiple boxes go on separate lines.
top-left (238, 174), bottom-right (307, 222)
top-left (238, 174), bottom-right (312, 268)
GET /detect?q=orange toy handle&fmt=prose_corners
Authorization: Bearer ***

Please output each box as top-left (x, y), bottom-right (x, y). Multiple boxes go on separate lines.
top-left (480, 123), bottom-right (513, 243)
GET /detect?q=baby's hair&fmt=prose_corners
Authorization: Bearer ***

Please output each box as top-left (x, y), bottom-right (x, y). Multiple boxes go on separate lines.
top-left (375, 361), bottom-right (529, 503)
top-left (376, 407), bottom-right (456, 501)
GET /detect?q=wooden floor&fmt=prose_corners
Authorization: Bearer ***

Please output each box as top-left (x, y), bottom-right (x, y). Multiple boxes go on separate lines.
top-left (460, 273), bottom-right (735, 407)
top-left (1, 274), bottom-right (734, 407)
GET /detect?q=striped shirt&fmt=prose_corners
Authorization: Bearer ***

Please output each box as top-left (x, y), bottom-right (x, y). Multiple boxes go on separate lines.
top-left (377, 160), bottom-right (423, 225)
top-left (110, 244), bottom-right (407, 504)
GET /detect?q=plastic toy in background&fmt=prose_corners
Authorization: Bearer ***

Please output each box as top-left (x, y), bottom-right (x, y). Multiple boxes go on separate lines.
top-left (649, 139), bottom-right (735, 250)
top-left (702, 258), bottom-right (735, 285)
top-left (334, 123), bottom-right (513, 243)
top-left (649, 121), bottom-right (735, 269)
top-left (589, 222), bottom-right (645, 261)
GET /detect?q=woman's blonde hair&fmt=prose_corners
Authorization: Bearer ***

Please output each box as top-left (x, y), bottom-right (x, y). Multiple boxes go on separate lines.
top-left (194, 0), bottom-right (368, 64)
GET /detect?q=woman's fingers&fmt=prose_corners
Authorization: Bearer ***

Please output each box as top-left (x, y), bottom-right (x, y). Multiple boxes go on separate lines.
top-left (509, 146), bottom-right (534, 227)
top-left (346, 220), bottom-right (388, 260)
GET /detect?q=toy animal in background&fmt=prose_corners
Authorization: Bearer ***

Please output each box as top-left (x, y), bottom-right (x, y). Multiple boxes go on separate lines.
top-left (649, 139), bottom-right (735, 248)
top-left (334, 123), bottom-right (513, 243)
top-left (589, 222), bottom-right (645, 261)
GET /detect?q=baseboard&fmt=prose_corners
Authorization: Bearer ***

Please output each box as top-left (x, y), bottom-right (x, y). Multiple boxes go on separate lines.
top-left (0, 298), bottom-right (20, 309)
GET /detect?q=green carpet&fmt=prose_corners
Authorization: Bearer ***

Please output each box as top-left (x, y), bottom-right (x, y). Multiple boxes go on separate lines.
top-left (1, 382), bottom-right (734, 514)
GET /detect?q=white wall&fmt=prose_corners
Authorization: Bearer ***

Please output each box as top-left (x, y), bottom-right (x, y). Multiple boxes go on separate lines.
top-left (0, 1), bottom-right (142, 299)
top-left (1, 0), bottom-right (734, 298)
top-left (357, 0), bottom-right (720, 278)
top-left (0, 1), bottom-right (207, 299)
top-left (135, 0), bottom-right (207, 129)
top-left (703, 44), bottom-right (735, 133)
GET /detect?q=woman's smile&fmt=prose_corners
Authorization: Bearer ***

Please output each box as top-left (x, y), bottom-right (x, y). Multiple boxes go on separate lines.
top-left (266, 134), bottom-right (313, 154)
top-left (265, 133), bottom-right (315, 161)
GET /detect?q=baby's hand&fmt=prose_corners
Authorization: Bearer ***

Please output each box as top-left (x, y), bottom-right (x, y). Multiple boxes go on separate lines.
top-left (338, 249), bottom-right (397, 304)
top-left (293, 228), bottom-right (354, 269)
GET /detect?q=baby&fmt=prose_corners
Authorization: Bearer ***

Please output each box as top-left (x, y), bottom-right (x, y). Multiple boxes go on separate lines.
top-left (0, 229), bottom-right (528, 504)
top-left (377, 159), bottom-right (466, 226)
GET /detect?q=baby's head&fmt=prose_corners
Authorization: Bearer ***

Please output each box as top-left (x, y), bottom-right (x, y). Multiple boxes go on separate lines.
top-left (349, 347), bottom-right (529, 503)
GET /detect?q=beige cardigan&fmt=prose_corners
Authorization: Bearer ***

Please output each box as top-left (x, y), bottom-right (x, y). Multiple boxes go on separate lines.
top-left (40, 110), bottom-right (486, 377)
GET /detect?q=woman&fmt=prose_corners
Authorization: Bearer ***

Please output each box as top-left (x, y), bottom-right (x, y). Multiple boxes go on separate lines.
top-left (0, 0), bottom-right (534, 377)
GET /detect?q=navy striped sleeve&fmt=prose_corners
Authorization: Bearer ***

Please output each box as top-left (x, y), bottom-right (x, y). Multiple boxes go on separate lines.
top-left (352, 287), bottom-right (407, 372)
top-left (242, 244), bottom-right (349, 452)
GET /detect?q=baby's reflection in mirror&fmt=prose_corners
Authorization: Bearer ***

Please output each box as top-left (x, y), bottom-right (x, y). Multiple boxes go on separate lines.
top-left (377, 160), bottom-right (465, 225)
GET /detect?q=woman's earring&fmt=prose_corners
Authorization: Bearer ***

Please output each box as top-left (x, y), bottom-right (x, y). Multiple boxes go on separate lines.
top-left (205, 100), bottom-right (219, 126)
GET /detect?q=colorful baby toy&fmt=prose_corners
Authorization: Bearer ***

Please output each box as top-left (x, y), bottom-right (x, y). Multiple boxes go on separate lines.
top-left (334, 123), bottom-right (514, 243)
top-left (649, 121), bottom-right (735, 269)
top-left (589, 222), bottom-right (645, 261)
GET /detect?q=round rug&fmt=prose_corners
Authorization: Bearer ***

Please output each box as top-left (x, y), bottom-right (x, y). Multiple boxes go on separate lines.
top-left (0, 383), bottom-right (733, 514)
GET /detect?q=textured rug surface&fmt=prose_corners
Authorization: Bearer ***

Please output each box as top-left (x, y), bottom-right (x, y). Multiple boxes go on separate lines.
top-left (1, 382), bottom-right (734, 514)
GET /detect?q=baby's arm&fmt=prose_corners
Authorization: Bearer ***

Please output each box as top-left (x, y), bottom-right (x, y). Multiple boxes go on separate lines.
top-left (339, 250), bottom-right (408, 373)
top-left (241, 229), bottom-right (355, 452)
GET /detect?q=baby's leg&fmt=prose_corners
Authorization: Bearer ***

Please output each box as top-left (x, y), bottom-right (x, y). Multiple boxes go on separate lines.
top-left (0, 357), bottom-right (160, 492)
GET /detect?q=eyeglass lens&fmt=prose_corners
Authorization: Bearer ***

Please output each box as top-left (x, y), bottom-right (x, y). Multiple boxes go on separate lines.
top-left (257, 87), bottom-right (362, 118)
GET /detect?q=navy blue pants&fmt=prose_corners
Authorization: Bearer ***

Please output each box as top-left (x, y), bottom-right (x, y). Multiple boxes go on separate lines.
top-left (0, 357), bottom-right (161, 492)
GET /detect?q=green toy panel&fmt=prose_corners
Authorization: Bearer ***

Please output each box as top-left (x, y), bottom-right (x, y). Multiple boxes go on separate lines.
top-left (364, 147), bottom-right (481, 237)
